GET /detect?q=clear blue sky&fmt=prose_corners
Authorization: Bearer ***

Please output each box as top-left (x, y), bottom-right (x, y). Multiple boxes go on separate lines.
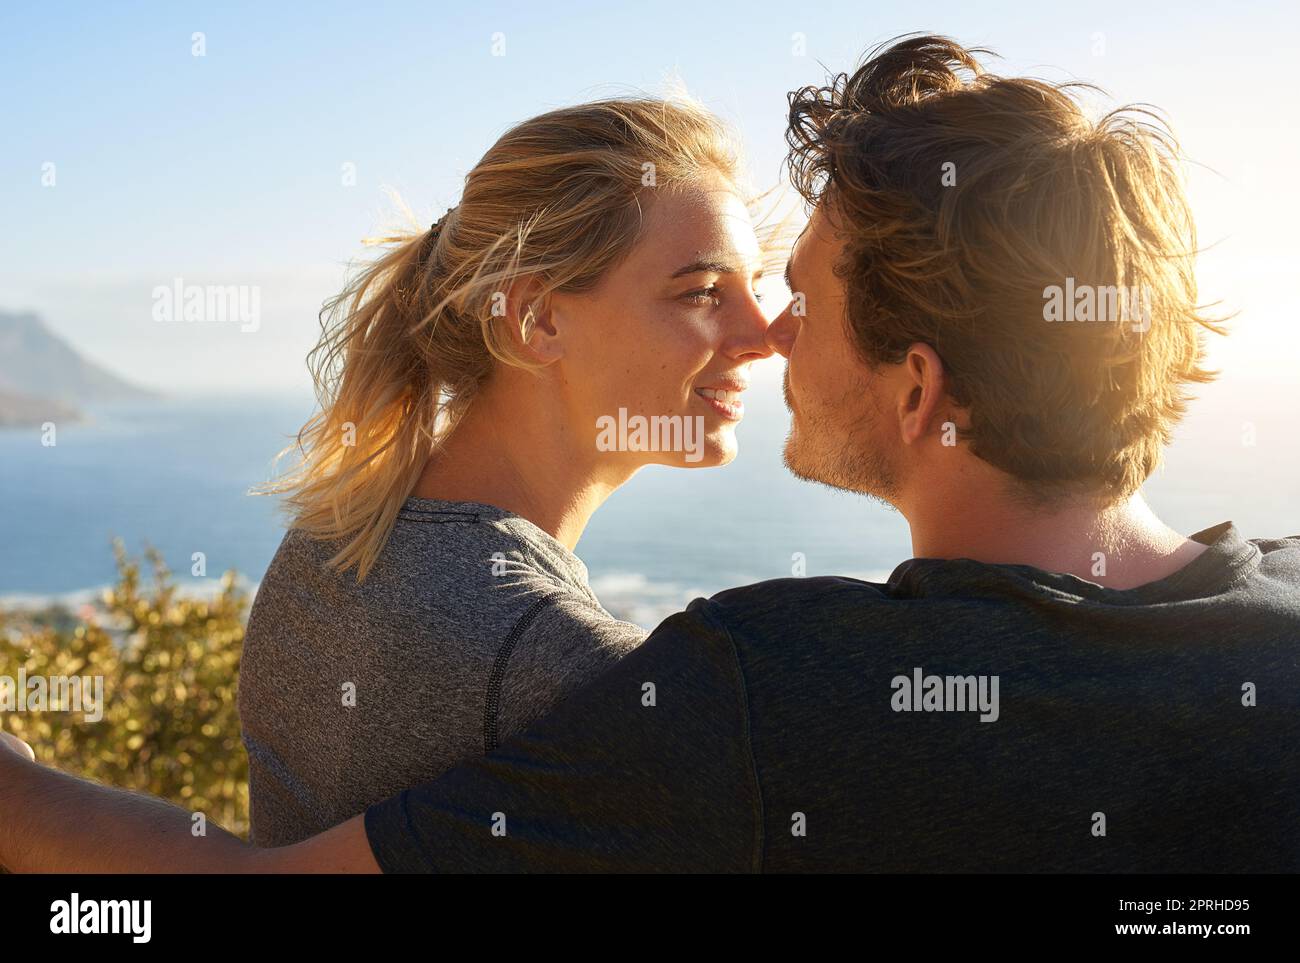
top-left (3, 0), bottom-right (1296, 392)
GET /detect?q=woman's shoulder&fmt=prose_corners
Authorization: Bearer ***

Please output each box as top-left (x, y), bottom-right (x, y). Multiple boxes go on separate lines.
top-left (486, 592), bottom-right (648, 750)
top-left (394, 497), bottom-right (596, 595)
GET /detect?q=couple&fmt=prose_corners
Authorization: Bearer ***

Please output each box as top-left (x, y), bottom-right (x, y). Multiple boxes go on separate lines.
top-left (2, 35), bottom-right (1298, 873)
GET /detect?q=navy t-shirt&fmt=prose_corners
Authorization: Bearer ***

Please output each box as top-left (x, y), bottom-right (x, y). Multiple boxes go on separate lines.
top-left (364, 522), bottom-right (1300, 872)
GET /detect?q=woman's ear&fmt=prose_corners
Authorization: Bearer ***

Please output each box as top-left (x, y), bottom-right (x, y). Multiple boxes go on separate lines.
top-left (502, 277), bottom-right (562, 365)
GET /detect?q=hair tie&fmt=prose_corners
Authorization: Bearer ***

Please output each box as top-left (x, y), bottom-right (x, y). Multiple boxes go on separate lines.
top-left (430, 205), bottom-right (458, 234)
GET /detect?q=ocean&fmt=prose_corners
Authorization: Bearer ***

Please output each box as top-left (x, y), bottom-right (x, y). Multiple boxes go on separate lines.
top-left (0, 373), bottom-right (1294, 628)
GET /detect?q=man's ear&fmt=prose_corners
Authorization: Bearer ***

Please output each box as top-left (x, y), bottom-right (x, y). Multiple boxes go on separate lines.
top-left (500, 276), bottom-right (561, 365)
top-left (897, 342), bottom-right (952, 446)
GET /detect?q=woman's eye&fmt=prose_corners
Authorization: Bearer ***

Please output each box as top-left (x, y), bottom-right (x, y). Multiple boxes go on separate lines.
top-left (682, 285), bottom-right (721, 305)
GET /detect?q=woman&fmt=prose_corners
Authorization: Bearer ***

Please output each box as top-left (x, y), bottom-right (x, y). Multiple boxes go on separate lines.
top-left (239, 96), bottom-right (772, 846)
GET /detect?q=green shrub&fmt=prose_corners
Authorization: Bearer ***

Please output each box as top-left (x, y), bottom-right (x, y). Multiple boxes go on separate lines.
top-left (0, 541), bottom-right (250, 838)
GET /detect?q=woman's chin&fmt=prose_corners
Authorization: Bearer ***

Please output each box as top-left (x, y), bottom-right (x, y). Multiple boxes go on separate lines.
top-left (687, 434), bottom-right (738, 468)
top-left (634, 427), bottom-right (739, 469)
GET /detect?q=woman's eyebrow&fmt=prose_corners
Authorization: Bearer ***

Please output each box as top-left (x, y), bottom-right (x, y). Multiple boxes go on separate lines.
top-left (670, 258), bottom-right (740, 278)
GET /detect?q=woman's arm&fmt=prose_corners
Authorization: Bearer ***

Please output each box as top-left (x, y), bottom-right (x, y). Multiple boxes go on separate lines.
top-left (0, 733), bottom-right (378, 874)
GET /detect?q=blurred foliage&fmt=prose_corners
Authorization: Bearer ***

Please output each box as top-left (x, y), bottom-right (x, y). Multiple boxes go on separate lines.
top-left (0, 541), bottom-right (249, 840)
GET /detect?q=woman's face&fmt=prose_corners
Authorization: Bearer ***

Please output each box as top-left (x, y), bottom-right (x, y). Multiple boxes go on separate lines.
top-left (549, 175), bottom-right (772, 471)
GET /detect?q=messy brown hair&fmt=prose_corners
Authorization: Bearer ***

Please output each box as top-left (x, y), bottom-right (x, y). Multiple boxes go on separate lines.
top-left (785, 34), bottom-right (1225, 500)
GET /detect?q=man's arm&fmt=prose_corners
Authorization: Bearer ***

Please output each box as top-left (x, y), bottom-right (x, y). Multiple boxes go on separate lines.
top-left (0, 600), bottom-right (752, 873)
top-left (361, 605), bottom-right (759, 872)
top-left (0, 732), bottom-right (378, 873)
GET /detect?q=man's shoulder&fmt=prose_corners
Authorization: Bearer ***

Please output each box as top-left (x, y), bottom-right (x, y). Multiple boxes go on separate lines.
top-left (707, 574), bottom-right (890, 620)
top-left (1250, 532), bottom-right (1300, 566)
top-left (647, 575), bottom-right (892, 650)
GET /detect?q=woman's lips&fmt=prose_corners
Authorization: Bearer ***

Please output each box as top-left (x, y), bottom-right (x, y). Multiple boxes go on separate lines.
top-left (694, 386), bottom-right (744, 420)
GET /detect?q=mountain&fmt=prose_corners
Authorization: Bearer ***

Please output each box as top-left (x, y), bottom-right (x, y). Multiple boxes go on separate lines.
top-left (0, 311), bottom-right (155, 424)
top-left (0, 387), bottom-right (81, 427)
top-left (0, 310), bottom-right (155, 403)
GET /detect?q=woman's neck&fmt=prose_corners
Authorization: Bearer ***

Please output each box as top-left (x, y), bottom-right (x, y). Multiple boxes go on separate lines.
top-left (410, 383), bottom-right (634, 551)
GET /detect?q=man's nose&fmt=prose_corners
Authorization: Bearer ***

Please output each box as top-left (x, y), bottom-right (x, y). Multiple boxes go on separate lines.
top-left (766, 310), bottom-right (796, 358)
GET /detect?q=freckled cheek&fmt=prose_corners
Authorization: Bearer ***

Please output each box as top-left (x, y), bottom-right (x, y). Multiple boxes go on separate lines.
top-left (629, 314), bottom-right (714, 401)
top-left (678, 313), bottom-right (724, 360)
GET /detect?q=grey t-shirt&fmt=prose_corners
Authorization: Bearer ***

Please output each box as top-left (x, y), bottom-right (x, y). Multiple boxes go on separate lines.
top-left (237, 498), bottom-right (646, 847)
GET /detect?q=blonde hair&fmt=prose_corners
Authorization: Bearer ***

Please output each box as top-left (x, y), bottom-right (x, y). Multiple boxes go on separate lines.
top-left (260, 97), bottom-right (740, 580)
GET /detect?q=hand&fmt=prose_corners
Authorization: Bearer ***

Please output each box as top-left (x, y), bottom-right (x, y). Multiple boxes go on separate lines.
top-left (0, 730), bottom-right (35, 762)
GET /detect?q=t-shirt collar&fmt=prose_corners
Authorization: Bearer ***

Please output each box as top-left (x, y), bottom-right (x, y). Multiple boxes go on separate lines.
top-left (886, 521), bottom-right (1259, 603)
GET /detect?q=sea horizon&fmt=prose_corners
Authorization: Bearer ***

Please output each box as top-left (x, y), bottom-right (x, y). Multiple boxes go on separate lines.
top-left (1, 372), bottom-right (1295, 629)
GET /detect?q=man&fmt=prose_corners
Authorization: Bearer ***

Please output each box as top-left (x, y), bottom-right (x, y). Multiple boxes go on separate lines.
top-left (1, 35), bottom-right (1296, 873)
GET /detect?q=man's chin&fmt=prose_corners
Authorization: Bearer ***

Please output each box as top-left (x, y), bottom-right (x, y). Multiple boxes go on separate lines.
top-left (783, 434), bottom-right (897, 504)
top-left (782, 435), bottom-right (834, 487)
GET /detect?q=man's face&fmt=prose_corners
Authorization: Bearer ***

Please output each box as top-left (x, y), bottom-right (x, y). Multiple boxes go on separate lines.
top-left (765, 205), bottom-right (901, 502)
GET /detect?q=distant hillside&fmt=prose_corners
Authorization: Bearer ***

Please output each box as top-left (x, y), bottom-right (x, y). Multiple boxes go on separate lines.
top-left (0, 311), bottom-right (155, 422)
top-left (0, 387), bottom-right (81, 427)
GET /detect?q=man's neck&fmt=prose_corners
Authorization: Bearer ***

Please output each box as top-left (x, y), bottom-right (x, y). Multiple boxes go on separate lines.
top-left (905, 488), bottom-right (1207, 590)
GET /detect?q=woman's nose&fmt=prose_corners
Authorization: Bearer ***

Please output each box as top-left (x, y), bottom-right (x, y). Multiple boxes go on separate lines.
top-left (723, 294), bottom-right (775, 361)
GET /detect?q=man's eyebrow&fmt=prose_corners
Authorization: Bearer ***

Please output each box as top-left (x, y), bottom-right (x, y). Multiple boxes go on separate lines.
top-left (670, 259), bottom-right (741, 279)
top-left (783, 259), bottom-right (797, 293)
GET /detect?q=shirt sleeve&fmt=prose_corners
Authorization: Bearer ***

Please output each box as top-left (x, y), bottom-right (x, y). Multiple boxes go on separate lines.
top-left (363, 600), bottom-right (762, 873)
top-left (490, 594), bottom-right (647, 751)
